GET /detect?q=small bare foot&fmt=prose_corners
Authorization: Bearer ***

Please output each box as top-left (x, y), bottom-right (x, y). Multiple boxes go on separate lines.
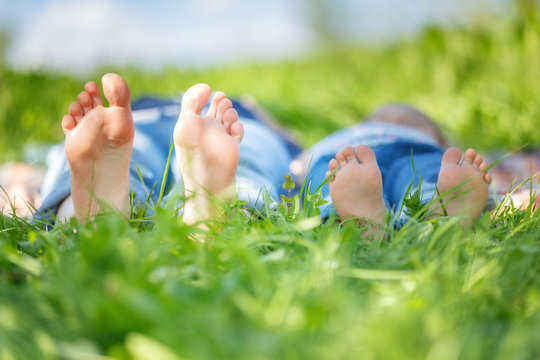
top-left (0, 163), bottom-right (44, 217)
top-left (432, 147), bottom-right (491, 226)
top-left (174, 85), bottom-right (244, 225)
top-left (62, 73), bottom-right (134, 222)
top-left (327, 145), bottom-right (387, 231)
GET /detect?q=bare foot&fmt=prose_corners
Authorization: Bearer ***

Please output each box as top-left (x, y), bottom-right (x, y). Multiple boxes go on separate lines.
top-left (327, 145), bottom-right (387, 230)
top-left (431, 147), bottom-right (491, 226)
top-left (173, 84), bottom-right (244, 224)
top-left (0, 163), bottom-right (44, 217)
top-left (62, 73), bottom-right (134, 222)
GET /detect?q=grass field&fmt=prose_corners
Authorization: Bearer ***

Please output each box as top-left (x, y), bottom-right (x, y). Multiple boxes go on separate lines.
top-left (1, 3), bottom-right (540, 360)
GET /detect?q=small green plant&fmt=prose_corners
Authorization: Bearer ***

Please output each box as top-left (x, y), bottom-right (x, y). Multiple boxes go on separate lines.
top-left (279, 173), bottom-right (297, 214)
top-left (276, 173), bottom-right (328, 220)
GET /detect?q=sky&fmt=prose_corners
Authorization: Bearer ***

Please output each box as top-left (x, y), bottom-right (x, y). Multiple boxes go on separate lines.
top-left (0, 0), bottom-right (510, 73)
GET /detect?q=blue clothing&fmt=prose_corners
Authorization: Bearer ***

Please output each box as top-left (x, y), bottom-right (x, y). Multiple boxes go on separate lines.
top-left (36, 95), bottom-right (453, 224)
top-left (38, 96), bottom-right (296, 221)
top-left (302, 121), bottom-right (445, 220)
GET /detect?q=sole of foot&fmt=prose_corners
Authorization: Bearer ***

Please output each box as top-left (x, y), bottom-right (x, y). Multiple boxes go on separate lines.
top-left (173, 84), bottom-right (244, 225)
top-left (432, 147), bottom-right (491, 227)
top-left (327, 145), bottom-right (387, 232)
top-left (62, 73), bottom-right (134, 222)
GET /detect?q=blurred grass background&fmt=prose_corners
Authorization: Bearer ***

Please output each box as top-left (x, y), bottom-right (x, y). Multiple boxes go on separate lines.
top-left (1, 2), bottom-right (539, 162)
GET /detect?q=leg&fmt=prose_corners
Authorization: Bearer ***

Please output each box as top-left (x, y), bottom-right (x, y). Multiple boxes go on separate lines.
top-left (236, 117), bottom-right (295, 210)
top-left (61, 73), bottom-right (134, 223)
top-left (41, 82), bottom-right (295, 224)
top-left (326, 145), bottom-right (387, 231)
top-left (173, 84), bottom-right (244, 224)
top-left (384, 145), bottom-right (491, 227)
top-left (301, 118), bottom-right (445, 220)
top-left (430, 148), bottom-right (491, 226)
top-left (380, 142), bottom-right (444, 219)
top-left (172, 86), bottom-right (296, 223)
top-left (39, 89), bottom-right (188, 224)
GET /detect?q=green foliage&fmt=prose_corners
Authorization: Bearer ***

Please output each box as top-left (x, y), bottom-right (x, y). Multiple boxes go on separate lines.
top-left (282, 173), bottom-right (296, 194)
top-left (278, 173), bottom-right (327, 220)
top-left (1, 194), bottom-right (540, 359)
top-left (0, 71), bottom-right (81, 160)
top-left (1, 5), bottom-right (540, 162)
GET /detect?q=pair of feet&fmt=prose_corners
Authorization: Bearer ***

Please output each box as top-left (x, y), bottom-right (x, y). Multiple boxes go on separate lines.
top-left (62, 73), bottom-right (244, 224)
top-left (62, 73), bottom-right (491, 228)
top-left (326, 146), bottom-right (492, 228)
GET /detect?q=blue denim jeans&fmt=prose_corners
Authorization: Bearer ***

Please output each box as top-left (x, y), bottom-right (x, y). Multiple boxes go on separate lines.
top-left (302, 121), bottom-right (445, 220)
top-left (37, 96), bottom-right (445, 223)
top-left (37, 96), bottom-right (298, 221)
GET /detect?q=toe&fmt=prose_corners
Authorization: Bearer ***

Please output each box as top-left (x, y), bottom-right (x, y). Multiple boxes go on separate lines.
top-left (442, 147), bottom-right (462, 165)
top-left (223, 108), bottom-right (238, 132)
top-left (328, 158), bottom-right (339, 172)
top-left (230, 121), bottom-right (244, 143)
top-left (84, 81), bottom-right (103, 107)
top-left (216, 98), bottom-right (233, 122)
top-left (207, 91), bottom-right (227, 117)
top-left (343, 146), bottom-right (357, 163)
top-left (68, 101), bottom-right (84, 121)
top-left (483, 173), bottom-right (492, 184)
top-left (181, 83), bottom-right (212, 115)
top-left (335, 151), bottom-right (347, 168)
top-left (464, 148), bottom-right (476, 165)
top-left (62, 114), bottom-right (76, 134)
top-left (354, 145), bottom-right (376, 163)
top-left (473, 154), bottom-right (483, 168)
top-left (102, 73), bottom-right (131, 110)
top-left (77, 91), bottom-right (93, 115)
top-left (325, 170), bottom-right (335, 183)
top-left (479, 162), bottom-right (488, 172)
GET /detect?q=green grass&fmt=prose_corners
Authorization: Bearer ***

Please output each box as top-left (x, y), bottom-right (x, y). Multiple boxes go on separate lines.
top-left (1, 196), bottom-right (539, 359)
top-left (1, 3), bottom-right (540, 360)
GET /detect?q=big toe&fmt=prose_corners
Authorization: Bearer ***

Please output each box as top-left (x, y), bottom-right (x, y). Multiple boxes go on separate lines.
top-left (354, 145), bottom-right (377, 163)
top-left (464, 148), bottom-right (477, 165)
top-left (342, 146), bottom-right (357, 163)
top-left (442, 147), bottom-right (462, 165)
top-left (102, 73), bottom-right (131, 109)
top-left (181, 83), bottom-right (212, 115)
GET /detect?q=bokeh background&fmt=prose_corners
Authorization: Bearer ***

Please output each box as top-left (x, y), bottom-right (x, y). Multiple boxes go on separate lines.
top-left (0, 0), bottom-right (539, 161)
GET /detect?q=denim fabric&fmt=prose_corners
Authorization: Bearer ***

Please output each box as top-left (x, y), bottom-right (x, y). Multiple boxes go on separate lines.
top-left (36, 97), bottom-right (475, 225)
top-left (303, 122), bottom-right (445, 220)
top-left (37, 96), bottom-right (294, 222)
